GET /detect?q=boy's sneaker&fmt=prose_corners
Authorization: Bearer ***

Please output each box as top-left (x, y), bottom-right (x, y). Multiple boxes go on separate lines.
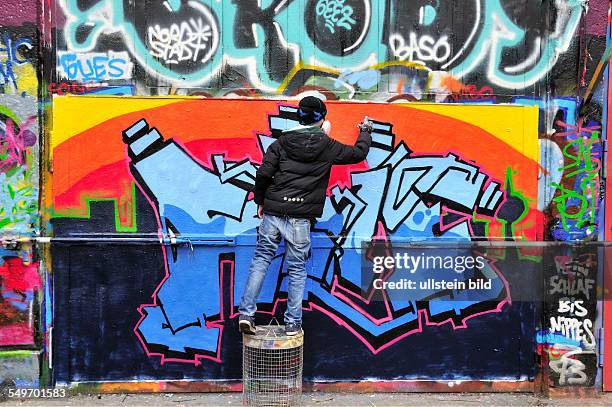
top-left (285, 322), bottom-right (302, 336)
top-left (239, 315), bottom-right (256, 335)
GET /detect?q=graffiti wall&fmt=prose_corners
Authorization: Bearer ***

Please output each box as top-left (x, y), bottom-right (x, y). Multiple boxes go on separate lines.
top-left (42, 0), bottom-right (610, 391)
top-left (0, 115), bottom-right (40, 349)
top-left (0, 0), bottom-right (42, 390)
top-left (0, 0), bottom-right (607, 392)
top-left (48, 96), bottom-right (540, 383)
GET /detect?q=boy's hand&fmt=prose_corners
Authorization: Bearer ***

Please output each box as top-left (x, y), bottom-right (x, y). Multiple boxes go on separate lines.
top-left (258, 205), bottom-right (264, 219)
top-left (357, 116), bottom-right (373, 133)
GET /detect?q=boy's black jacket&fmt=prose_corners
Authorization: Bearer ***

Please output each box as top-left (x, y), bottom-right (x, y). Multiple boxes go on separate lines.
top-left (253, 125), bottom-right (372, 219)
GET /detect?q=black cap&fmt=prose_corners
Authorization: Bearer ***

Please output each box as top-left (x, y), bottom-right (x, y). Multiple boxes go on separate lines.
top-left (297, 96), bottom-right (327, 125)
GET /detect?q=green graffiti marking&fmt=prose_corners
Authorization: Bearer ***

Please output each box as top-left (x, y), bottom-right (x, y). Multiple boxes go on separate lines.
top-left (551, 132), bottom-right (600, 236)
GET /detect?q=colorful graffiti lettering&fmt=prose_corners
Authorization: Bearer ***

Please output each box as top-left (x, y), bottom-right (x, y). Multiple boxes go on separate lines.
top-left (132, 104), bottom-right (533, 362)
top-left (0, 32), bottom-right (33, 92)
top-left (50, 97), bottom-right (539, 365)
top-left (444, 82), bottom-right (495, 103)
top-left (47, 81), bottom-right (135, 96)
top-left (56, 51), bottom-right (133, 82)
top-left (550, 123), bottom-right (602, 240)
top-left (510, 96), bottom-right (603, 242)
top-left (58, 0), bottom-right (585, 90)
top-left (129, 115), bottom-right (511, 360)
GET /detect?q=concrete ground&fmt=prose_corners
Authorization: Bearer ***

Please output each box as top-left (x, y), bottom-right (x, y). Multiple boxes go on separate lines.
top-left (2, 392), bottom-right (612, 406)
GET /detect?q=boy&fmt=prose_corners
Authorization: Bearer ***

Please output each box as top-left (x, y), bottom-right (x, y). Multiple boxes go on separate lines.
top-left (238, 96), bottom-right (373, 335)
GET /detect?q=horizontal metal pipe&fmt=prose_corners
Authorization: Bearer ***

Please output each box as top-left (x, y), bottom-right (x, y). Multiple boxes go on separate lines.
top-left (0, 236), bottom-right (611, 247)
top-left (0, 236), bottom-right (235, 245)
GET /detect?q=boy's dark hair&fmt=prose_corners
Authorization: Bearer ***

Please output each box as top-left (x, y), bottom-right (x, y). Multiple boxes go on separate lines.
top-left (297, 96), bottom-right (327, 125)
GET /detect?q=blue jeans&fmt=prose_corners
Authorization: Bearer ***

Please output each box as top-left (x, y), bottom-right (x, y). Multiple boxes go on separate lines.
top-left (239, 214), bottom-right (311, 324)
